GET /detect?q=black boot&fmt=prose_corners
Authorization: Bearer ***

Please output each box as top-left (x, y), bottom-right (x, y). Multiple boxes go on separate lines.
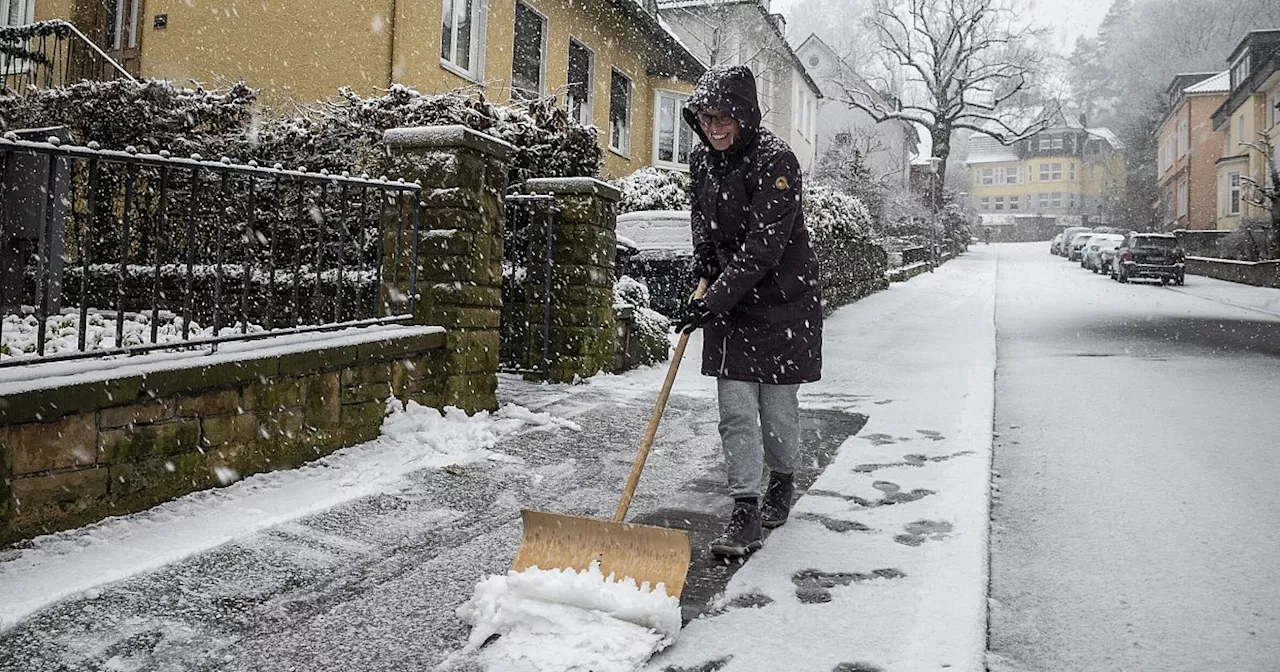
top-left (710, 498), bottom-right (763, 557)
top-left (761, 471), bottom-right (795, 529)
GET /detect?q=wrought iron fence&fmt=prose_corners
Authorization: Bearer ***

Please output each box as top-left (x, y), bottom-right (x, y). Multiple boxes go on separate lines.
top-left (0, 133), bottom-right (422, 366)
top-left (1, 20), bottom-right (135, 96)
top-left (499, 193), bottom-right (557, 378)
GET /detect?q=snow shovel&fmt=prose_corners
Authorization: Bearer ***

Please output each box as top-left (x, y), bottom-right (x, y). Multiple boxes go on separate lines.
top-left (512, 279), bottom-right (709, 598)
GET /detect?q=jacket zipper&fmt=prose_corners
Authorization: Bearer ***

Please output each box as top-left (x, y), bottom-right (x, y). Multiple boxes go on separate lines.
top-left (719, 331), bottom-right (730, 376)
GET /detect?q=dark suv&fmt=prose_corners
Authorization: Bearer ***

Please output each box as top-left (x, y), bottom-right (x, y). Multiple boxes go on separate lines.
top-left (1113, 233), bottom-right (1185, 285)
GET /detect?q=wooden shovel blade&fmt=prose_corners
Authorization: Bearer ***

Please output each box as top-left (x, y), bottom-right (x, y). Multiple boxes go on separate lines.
top-left (513, 509), bottom-right (692, 598)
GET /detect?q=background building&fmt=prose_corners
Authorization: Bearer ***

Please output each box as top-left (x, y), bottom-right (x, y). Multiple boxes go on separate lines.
top-left (1155, 72), bottom-right (1230, 230)
top-left (794, 33), bottom-right (916, 191)
top-left (657, 0), bottom-right (823, 172)
top-left (966, 113), bottom-right (1125, 221)
top-left (1211, 29), bottom-right (1280, 231)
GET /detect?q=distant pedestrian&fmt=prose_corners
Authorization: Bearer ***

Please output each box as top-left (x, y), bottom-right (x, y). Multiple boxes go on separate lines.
top-left (674, 65), bottom-right (823, 557)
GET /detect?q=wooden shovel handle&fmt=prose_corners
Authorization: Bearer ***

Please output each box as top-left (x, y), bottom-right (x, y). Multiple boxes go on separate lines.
top-left (613, 278), bottom-right (710, 523)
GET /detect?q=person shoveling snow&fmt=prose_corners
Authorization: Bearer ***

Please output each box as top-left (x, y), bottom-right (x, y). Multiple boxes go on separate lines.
top-left (456, 562), bottom-right (681, 672)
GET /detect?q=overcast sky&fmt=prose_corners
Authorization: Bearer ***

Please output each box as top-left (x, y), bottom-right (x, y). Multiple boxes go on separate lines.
top-left (771, 0), bottom-right (1117, 54)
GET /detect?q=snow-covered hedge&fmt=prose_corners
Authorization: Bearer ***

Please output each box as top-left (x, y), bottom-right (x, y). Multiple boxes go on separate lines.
top-left (804, 184), bottom-right (873, 248)
top-left (612, 167), bottom-right (690, 214)
top-left (0, 80), bottom-right (601, 184)
top-left (613, 275), bottom-right (670, 369)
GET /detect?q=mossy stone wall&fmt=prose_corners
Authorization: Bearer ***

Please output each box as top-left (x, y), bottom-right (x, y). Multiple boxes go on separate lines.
top-left (0, 329), bottom-right (446, 545)
top-left (383, 126), bottom-right (512, 407)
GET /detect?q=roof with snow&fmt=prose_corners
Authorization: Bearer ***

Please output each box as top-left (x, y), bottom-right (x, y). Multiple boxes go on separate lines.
top-left (613, 0), bottom-right (706, 80)
top-left (965, 134), bottom-right (1020, 165)
top-left (1085, 127), bottom-right (1123, 150)
top-left (1184, 71), bottom-right (1230, 95)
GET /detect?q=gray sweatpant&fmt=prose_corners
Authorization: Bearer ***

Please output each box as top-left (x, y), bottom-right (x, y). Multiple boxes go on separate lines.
top-left (717, 379), bottom-right (801, 500)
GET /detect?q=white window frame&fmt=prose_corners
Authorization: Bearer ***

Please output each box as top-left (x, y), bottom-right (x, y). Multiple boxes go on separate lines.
top-left (1051, 136), bottom-right (1064, 150)
top-left (981, 168), bottom-right (994, 185)
top-left (1005, 167), bottom-right (1019, 184)
top-left (608, 67), bottom-right (633, 157)
top-left (1050, 192), bottom-right (1063, 208)
top-left (1038, 136), bottom-right (1051, 151)
top-left (994, 195), bottom-right (1005, 211)
top-left (1039, 162), bottom-right (1062, 181)
top-left (108, 0), bottom-right (141, 50)
top-left (652, 89), bottom-right (694, 170)
top-left (440, 0), bottom-right (488, 82)
top-left (1009, 196), bottom-right (1020, 211)
top-left (1177, 118), bottom-right (1189, 158)
top-left (1038, 192), bottom-right (1049, 209)
top-left (979, 196), bottom-right (990, 210)
top-left (509, 1), bottom-right (547, 101)
top-left (1268, 91), bottom-right (1280, 129)
top-left (1, 0), bottom-right (35, 72)
top-left (1176, 178), bottom-right (1188, 217)
top-left (1227, 171), bottom-right (1241, 215)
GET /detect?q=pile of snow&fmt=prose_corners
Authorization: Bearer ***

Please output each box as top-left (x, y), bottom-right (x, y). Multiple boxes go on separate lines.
top-left (0, 309), bottom-right (262, 359)
top-left (615, 210), bottom-right (693, 253)
top-left (457, 562), bottom-right (681, 672)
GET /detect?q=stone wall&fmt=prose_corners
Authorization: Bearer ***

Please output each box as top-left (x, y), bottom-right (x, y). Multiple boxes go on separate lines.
top-left (1185, 257), bottom-right (1280, 288)
top-left (383, 126), bottom-right (513, 410)
top-left (516, 178), bottom-right (621, 382)
top-left (0, 328), bottom-right (446, 545)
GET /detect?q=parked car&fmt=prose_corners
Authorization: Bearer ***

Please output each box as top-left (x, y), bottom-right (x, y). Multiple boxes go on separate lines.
top-left (1050, 233), bottom-right (1065, 255)
top-left (1068, 233), bottom-right (1095, 262)
top-left (1114, 232), bottom-right (1186, 285)
top-left (1059, 226), bottom-right (1092, 256)
top-left (1084, 234), bottom-right (1124, 273)
top-left (1097, 235), bottom-right (1126, 275)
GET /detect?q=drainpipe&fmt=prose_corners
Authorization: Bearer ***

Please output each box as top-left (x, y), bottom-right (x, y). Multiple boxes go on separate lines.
top-left (387, 0), bottom-right (399, 88)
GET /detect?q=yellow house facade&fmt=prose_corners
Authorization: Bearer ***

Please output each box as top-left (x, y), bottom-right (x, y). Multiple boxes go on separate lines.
top-left (18, 0), bottom-right (704, 178)
top-left (1211, 29), bottom-right (1280, 230)
top-left (965, 121), bottom-right (1125, 219)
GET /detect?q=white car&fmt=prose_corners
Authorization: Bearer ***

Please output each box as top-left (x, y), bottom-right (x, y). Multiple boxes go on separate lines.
top-left (1084, 234), bottom-right (1124, 273)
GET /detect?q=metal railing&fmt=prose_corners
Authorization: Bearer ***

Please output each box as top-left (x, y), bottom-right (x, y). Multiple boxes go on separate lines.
top-left (0, 134), bottom-right (422, 366)
top-left (1, 20), bottom-right (135, 95)
top-left (499, 193), bottom-right (557, 378)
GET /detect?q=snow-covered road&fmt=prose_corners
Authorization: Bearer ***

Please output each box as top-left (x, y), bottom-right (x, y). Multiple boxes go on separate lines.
top-left (987, 243), bottom-right (1280, 672)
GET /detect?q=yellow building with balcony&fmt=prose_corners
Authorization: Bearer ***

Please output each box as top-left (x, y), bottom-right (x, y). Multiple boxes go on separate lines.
top-left (1211, 29), bottom-right (1280, 230)
top-left (965, 117), bottom-right (1125, 221)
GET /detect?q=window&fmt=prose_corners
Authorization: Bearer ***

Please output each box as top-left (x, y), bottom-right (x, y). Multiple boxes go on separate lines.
top-left (510, 2), bottom-right (546, 101)
top-left (441, 0), bottom-right (486, 78)
top-left (1, 0), bottom-right (34, 70)
top-left (980, 197), bottom-right (990, 210)
top-left (1069, 163), bottom-right (1076, 181)
top-left (1231, 54), bottom-right (1250, 90)
top-left (1009, 197), bottom-right (1020, 211)
top-left (1051, 136), bottom-right (1063, 150)
top-left (981, 168), bottom-right (995, 185)
top-left (1050, 192), bottom-right (1063, 208)
top-left (1038, 193), bottom-right (1049, 209)
top-left (654, 90), bottom-right (694, 168)
top-left (1158, 138), bottom-right (1167, 173)
top-left (1068, 193), bottom-right (1076, 208)
top-left (1177, 119), bottom-right (1189, 158)
top-left (104, 0), bottom-right (141, 50)
top-left (567, 39), bottom-right (594, 125)
top-left (609, 68), bottom-right (632, 154)
top-left (1176, 178), bottom-right (1188, 217)
top-left (1268, 91), bottom-right (1280, 129)
top-left (1166, 135), bottom-right (1175, 164)
top-left (1038, 135), bottom-right (1051, 151)
top-left (1006, 167), bottom-right (1020, 184)
top-left (1237, 113), bottom-right (1245, 145)
top-left (1227, 171), bottom-right (1241, 215)
top-left (1039, 163), bottom-right (1062, 181)
top-left (994, 196), bottom-right (1005, 211)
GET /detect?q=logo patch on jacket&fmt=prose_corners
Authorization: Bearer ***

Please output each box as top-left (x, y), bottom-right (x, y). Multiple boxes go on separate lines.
top-left (774, 176), bottom-right (789, 190)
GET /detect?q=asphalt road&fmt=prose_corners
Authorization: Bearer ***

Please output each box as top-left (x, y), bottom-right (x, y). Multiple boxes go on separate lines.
top-left (987, 243), bottom-right (1280, 671)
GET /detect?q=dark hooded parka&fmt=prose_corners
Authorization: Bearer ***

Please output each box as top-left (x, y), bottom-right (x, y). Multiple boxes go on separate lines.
top-left (683, 65), bottom-right (823, 385)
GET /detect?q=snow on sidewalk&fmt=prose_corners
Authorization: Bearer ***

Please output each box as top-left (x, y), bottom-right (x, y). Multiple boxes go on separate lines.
top-left (650, 248), bottom-right (998, 672)
top-left (1171, 273), bottom-right (1280, 318)
top-left (0, 400), bottom-right (578, 632)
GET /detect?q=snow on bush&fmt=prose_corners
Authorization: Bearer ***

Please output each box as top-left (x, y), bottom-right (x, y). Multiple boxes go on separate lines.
top-left (614, 275), bottom-right (652, 309)
top-left (612, 167), bottom-right (690, 214)
top-left (804, 183), bottom-right (873, 248)
top-left (613, 275), bottom-right (670, 368)
top-left (0, 310), bottom-right (263, 359)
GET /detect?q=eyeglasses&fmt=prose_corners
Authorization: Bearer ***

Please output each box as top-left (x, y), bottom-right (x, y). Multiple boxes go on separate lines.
top-left (697, 111), bottom-right (734, 127)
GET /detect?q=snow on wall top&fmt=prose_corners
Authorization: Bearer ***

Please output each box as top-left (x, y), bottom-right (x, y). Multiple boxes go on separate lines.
top-left (383, 126), bottom-right (516, 155)
top-left (615, 210), bottom-right (693, 252)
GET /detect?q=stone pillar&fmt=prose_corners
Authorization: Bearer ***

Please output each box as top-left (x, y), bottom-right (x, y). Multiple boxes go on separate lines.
top-left (521, 178), bottom-right (621, 383)
top-left (383, 126), bottom-right (513, 412)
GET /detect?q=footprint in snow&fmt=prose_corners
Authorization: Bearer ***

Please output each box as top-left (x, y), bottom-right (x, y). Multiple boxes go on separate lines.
top-left (893, 520), bottom-right (954, 546)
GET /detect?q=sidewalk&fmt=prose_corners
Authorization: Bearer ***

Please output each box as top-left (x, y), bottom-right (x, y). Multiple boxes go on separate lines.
top-left (646, 246), bottom-right (998, 672)
top-left (1172, 274), bottom-right (1280, 318)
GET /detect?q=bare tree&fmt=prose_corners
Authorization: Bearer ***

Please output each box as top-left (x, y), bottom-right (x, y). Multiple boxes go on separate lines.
top-left (831, 0), bottom-right (1054, 207)
top-left (1240, 129), bottom-right (1280, 259)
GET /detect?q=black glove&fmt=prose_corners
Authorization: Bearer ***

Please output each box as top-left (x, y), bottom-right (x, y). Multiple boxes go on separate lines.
top-left (692, 258), bottom-right (720, 281)
top-left (674, 297), bottom-right (713, 334)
